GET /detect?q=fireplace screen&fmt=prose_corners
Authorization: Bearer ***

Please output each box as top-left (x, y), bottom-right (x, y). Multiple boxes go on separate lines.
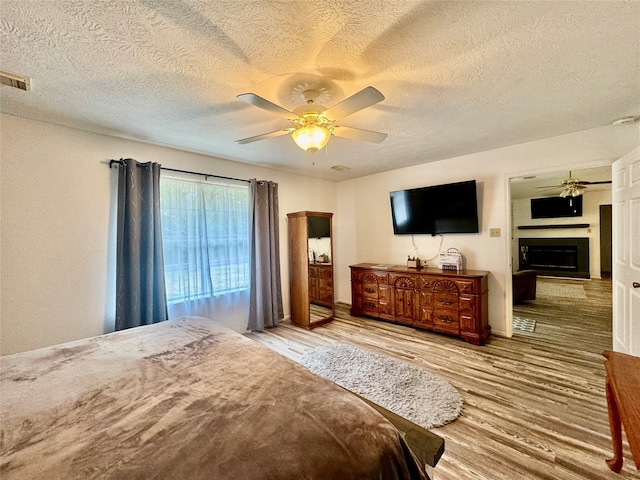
top-left (518, 237), bottom-right (589, 279)
top-left (528, 246), bottom-right (578, 271)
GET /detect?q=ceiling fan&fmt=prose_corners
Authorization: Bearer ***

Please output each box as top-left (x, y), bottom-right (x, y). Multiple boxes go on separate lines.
top-left (537, 171), bottom-right (612, 197)
top-left (235, 86), bottom-right (387, 153)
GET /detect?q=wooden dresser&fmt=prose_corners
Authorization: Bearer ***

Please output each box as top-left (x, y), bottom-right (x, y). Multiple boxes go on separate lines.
top-left (350, 263), bottom-right (490, 345)
top-left (309, 263), bottom-right (333, 308)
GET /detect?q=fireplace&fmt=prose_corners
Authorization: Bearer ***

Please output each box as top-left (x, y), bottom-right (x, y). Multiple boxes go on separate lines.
top-left (518, 237), bottom-right (590, 279)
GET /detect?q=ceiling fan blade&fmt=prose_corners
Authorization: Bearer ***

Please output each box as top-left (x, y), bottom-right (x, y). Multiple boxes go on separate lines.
top-left (580, 180), bottom-right (612, 185)
top-left (332, 125), bottom-right (388, 143)
top-left (324, 86), bottom-right (385, 119)
top-left (235, 129), bottom-right (293, 144)
top-left (236, 93), bottom-right (295, 119)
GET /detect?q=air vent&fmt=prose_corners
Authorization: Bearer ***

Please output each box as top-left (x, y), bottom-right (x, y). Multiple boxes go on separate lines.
top-left (331, 165), bottom-right (350, 172)
top-left (0, 71), bottom-right (31, 91)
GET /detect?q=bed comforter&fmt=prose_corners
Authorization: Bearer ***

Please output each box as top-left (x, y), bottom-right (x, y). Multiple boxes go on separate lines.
top-left (1, 316), bottom-right (427, 479)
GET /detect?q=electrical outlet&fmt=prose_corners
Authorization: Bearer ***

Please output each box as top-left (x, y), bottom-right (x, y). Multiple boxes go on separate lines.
top-left (490, 228), bottom-right (501, 237)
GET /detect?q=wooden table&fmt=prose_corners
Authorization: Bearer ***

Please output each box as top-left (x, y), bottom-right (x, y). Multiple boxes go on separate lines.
top-left (603, 350), bottom-right (640, 472)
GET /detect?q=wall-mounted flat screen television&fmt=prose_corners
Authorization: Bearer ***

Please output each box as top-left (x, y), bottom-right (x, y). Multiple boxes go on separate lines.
top-left (530, 195), bottom-right (582, 219)
top-left (390, 180), bottom-right (479, 235)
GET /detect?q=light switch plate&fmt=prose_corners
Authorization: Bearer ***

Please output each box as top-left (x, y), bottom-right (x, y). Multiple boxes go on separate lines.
top-left (490, 228), bottom-right (501, 237)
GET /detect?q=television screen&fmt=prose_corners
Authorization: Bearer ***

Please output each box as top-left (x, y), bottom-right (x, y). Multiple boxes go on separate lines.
top-left (390, 180), bottom-right (479, 235)
top-left (530, 196), bottom-right (582, 219)
top-left (307, 216), bottom-right (331, 238)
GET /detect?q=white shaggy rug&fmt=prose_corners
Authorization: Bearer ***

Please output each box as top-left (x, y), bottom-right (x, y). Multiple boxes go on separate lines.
top-left (300, 343), bottom-right (463, 429)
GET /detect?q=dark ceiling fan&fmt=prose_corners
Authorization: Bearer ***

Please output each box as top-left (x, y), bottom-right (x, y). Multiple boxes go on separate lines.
top-left (537, 171), bottom-right (612, 197)
top-left (235, 86), bottom-right (387, 152)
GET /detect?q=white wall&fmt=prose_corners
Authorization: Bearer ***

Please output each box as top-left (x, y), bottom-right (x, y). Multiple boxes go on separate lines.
top-left (2, 114), bottom-right (637, 354)
top-left (0, 114), bottom-right (336, 355)
top-left (335, 125), bottom-right (638, 337)
top-left (511, 189), bottom-right (611, 278)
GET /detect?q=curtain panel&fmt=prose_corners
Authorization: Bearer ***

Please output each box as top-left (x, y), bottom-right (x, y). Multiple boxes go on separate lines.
top-left (248, 179), bottom-right (284, 331)
top-left (160, 176), bottom-right (250, 332)
top-left (115, 158), bottom-right (168, 330)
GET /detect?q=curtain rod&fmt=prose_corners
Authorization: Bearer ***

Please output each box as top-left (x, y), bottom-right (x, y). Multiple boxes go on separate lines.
top-left (108, 159), bottom-right (250, 183)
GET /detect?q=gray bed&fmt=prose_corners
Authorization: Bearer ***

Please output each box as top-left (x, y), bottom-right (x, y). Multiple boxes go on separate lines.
top-left (1, 316), bottom-right (431, 479)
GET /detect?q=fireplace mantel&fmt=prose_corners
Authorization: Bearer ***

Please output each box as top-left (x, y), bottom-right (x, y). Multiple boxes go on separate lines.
top-left (517, 224), bottom-right (590, 230)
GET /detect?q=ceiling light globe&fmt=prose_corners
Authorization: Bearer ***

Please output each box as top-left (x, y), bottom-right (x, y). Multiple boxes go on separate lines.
top-left (292, 125), bottom-right (330, 153)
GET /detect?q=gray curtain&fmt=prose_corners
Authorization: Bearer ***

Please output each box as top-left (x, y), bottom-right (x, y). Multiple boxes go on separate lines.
top-left (248, 179), bottom-right (284, 331)
top-left (115, 158), bottom-right (168, 330)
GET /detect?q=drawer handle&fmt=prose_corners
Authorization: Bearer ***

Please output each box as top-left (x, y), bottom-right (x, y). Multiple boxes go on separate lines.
top-left (364, 287), bottom-right (376, 294)
top-left (364, 302), bottom-right (375, 309)
top-left (439, 300), bottom-right (453, 306)
top-left (438, 315), bottom-right (454, 323)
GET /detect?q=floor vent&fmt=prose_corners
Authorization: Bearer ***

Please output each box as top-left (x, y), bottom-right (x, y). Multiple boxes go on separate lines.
top-left (0, 71), bottom-right (31, 91)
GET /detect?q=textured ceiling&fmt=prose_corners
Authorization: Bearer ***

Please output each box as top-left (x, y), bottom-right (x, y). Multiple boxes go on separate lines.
top-left (1, 1), bottom-right (639, 181)
top-left (510, 165), bottom-right (611, 200)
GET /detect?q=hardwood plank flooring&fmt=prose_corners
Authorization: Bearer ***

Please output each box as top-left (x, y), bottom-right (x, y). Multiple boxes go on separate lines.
top-left (246, 277), bottom-right (639, 479)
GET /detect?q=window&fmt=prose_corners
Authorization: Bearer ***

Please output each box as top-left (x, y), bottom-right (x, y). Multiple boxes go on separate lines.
top-left (160, 176), bottom-right (250, 305)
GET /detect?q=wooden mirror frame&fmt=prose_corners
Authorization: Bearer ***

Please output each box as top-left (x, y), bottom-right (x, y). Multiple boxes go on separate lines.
top-left (287, 211), bottom-right (334, 329)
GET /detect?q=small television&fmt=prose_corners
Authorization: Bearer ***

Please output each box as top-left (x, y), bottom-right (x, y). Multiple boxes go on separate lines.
top-left (530, 196), bottom-right (582, 219)
top-left (390, 180), bottom-right (479, 235)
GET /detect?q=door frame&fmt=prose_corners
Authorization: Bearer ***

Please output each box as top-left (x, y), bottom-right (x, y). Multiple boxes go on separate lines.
top-left (504, 158), bottom-right (615, 338)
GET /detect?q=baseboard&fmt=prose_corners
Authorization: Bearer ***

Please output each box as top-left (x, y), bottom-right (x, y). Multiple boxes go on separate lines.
top-left (538, 275), bottom-right (591, 281)
top-left (490, 329), bottom-right (508, 338)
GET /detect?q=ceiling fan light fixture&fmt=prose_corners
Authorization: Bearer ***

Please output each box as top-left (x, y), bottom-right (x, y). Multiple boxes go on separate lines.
top-left (290, 112), bottom-right (333, 152)
top-left (235, 86), bottom-right (386, 150)
top-left (560, 183), bottom-right (582, 197)
top-left (292, 124), bottom-right (331, 152)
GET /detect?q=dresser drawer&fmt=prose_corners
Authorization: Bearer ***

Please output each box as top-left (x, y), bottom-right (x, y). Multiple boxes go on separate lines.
top-left (434, 293), bottom-right (459, 310)
top-left (319, 268), bottom-right (332, 279)
top-left (361, 284), bottom-right (379, 299)
top-left (433, 309), bottom-right (460, 334)
top-left (460, 313), bottom-right (476, 332)
top-left (361, 299), bottom-right (380, 314)
top-left (454, 279), bottom-right (476, 294)
top-left (459, 295), bottom-right (476, 313)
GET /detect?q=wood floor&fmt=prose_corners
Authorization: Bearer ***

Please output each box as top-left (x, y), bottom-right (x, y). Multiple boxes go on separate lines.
top-left (246, 277), bottom-right (639, 480)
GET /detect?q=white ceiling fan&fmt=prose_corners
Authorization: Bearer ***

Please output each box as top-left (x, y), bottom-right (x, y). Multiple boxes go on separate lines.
top-left (235, 86), bottom-right (387, 153)
top-left (537, 171), bottom-right (612, 197)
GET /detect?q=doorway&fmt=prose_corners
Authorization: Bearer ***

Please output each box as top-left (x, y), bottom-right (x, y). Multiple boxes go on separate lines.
top-left (599, 204), bottom-right (612, 279)
top-left (509, 166), bottom-right (613, 350)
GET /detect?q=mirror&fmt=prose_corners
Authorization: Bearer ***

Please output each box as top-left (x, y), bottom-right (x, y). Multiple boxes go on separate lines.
top-left (307, 215), bottom-right (333, 324)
